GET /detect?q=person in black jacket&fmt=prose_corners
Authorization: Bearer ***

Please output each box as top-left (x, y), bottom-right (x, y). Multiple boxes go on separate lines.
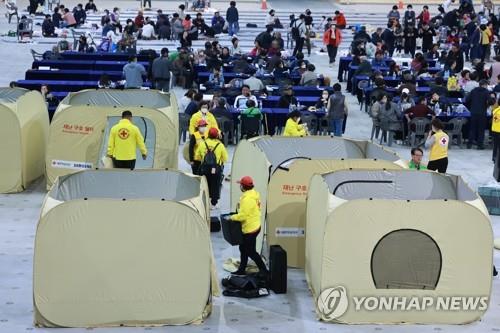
top-left (84, 0), bottom-right (97, 12)
top-left (466, 80), bottom-right (494, 149)
top-left (42, 15), bottom-right (57, 37)
top-left (226, 1), bottom-right (239, 36)
top-left (446, 44), bottom-right (464, 73)
top-left (255, 26), bottom-right (273, 50)
top-left (52, 7), bottom-right (62, 28)
top-left (73, 4), bottom-right (86, 26)
top-left (419, 23), bottom-right (435, 53)
top-left (382, 23), bottom-right (396, 56)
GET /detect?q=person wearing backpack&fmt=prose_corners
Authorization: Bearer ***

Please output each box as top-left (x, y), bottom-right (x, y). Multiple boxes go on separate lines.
top-left (195, 127), bottom-right (228, 208)
top-left (292, 14), bottom-right (307, 56)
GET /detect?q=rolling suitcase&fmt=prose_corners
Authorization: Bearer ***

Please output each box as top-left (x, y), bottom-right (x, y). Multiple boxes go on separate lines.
top-left (269, 245), bottom-right (287, 294)
top-left (210, 216), bottom-right (221, 232)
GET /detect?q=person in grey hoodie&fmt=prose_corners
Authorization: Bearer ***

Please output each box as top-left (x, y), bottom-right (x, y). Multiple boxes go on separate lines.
top-left (226, 1), bottom-right (239, 36)
top-left (171, 13), bottom-right (184, 40)
top-left (123, 55), bottom-right (146, 89)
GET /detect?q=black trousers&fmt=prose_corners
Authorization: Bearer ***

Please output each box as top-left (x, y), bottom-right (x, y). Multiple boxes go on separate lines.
top-left (237, 228), bottom-right (268, 274)
top-left (326, 44), bottom-right (338, 63)
top-left (427, 157), bottom-right (448, 173)
top-left (143, 0), bottom-right (151, 7)
top-left (113, 159), bottom-right (136, 169)
top-left (293, 37), bottom-right (304, 56)
top-left (493, 132), bottom-right (500, 161)
top-left (205, 169), bottom-right (222, 205)
top-left (468, 114), bottom-right (487, 147)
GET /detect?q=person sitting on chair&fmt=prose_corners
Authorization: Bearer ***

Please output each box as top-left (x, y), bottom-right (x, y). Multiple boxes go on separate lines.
top-left (283, 110), bottom-right (307, 137)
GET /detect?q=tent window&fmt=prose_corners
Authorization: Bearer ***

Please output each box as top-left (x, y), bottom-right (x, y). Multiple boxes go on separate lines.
top-left (98, 116), bottom-right (156, 168)
top-left (371, 229), bottom-right (442, 290)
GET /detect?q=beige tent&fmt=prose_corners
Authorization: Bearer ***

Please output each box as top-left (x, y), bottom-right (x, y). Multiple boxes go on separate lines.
top-left (230, 136), bottom-right (405, 252)
top-left (34, 169), bottom-right (218, 327)
top-left (0, 87), bottom-right (48, 193)
top-left (307, 169), bottom-right (492, 324)
top-left (267, 159), bottom-right (404, 268)
top-left (46, 89), bottom-right (179, 188)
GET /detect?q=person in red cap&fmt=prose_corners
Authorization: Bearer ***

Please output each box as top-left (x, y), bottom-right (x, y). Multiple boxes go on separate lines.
top-left (195, 127), bottom-right (228, 208)
top-left (229, 176), bottom-right (269, 276)
top-left (187, 118), bottom-right (208, 175)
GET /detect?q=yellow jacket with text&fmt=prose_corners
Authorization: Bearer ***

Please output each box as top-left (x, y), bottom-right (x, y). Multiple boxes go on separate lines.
top-left (283, 118), bottom-right (307, 137)
top-left (107, 119), bottom-right (147, 161)
top-left (194, 137), bottom-right (228, 165)
top-left (231, 189), bottom-right (261, 234)
top-left (189, 111), bottom-right (219, 135)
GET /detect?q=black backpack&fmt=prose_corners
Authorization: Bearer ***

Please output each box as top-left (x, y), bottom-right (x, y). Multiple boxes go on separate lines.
top-left (291, 19), bottom-right (302, 39)
top-left (200, 141), bottom-right (220, 175)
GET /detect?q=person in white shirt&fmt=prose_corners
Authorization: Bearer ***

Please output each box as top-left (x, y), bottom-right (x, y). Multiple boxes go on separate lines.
top-left (140, 21), bottom-right (155, 39)
top-left (243, 75), bottom-right (265, 91)
top-left (442, 0), bottom-right (455, 12)
top-left (234, 85), bottom-right (258, 109)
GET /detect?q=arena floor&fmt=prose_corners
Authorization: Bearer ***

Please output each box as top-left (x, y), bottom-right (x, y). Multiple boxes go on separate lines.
top-left (1, 1), bottom-right (500, 332)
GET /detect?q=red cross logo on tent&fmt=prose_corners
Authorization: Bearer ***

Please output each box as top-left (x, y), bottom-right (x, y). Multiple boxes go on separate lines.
top-left (118, 128), bottom-right (129, 139)
top-left (440, 137), bottom-right (448, 146)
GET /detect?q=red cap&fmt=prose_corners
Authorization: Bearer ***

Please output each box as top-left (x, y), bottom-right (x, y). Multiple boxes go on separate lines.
top-left (197, 119), bottom-right (208, 127)
top-left (237, 176), bottom-right (254, 187)
top-left (208, 127), bottom-right (219, 138)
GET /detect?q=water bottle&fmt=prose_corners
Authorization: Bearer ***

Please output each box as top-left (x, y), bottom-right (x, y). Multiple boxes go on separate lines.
top-left (297, 100), bottom-right (301, 110)
top-left (444, 70), bottom-right (449, 80)
top-left (289, 103), bottom-right (293, 112)
top-left (392, 72), bottom-right (396, 79)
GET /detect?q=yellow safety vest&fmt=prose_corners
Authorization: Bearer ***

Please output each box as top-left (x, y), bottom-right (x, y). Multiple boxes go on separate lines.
top-left (492, 107), bottom-right (500, 133)
top-left (192, 131), bottom-right (207, 161)
top-left (283, 118), bottom-right (306, 137)
top-left (429, 130), bottom-right (449, 161)
top-left (107, 119), bottom-right (147, 161)
top-left (231, 189), bottom-right (261, 234)
top-left (188, 111), bottom-right (219, 135)
top-left (194, 137), bottom-right (228, 165)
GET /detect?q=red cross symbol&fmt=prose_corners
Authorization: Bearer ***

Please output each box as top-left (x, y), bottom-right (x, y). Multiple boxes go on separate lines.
top-left (440, 137), bottom-right (448, 146)
top-left (494, 116), bottom-right (499, 123)
top-left (118, 128), bottom-right (129, 139)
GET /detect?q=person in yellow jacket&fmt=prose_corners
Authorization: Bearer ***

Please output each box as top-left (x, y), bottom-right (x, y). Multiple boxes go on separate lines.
top-left (107, 110), bottom-right (147, 169)
top-left (229, 176), bottom-right (269, 276)
top-left (188, 119), bottom-right (208, 175)
top-left (188, 102), bottom-right (219, 135)
top-left (492, 99), bottom-right (500, 162)
top-left (195, 127), bottom-right (228, 208)
top-left (283, 110), bottom-right (307, 137)
top-left (425, 118), bottom-right (449, 173)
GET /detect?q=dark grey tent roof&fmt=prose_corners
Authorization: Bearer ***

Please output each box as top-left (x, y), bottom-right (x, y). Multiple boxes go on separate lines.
top-left (66, 90), bottom-right (171, 108)
top-left (50, 170), bottom-right (200, 201)
top-left (322, 170), bottom-right (477, 201)
top-left (253, 137), bottom-right (400, 173)
top-left (0, 88), bottom-right (29, 103)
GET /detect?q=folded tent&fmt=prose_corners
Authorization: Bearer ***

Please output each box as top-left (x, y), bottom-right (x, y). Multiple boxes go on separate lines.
top-left (306, 169), bottom-right (492, 324)
top-left (230, 136), bottom-right (405, 252)
top-left (35, 169), bottom-right (217, 327)
top-left (45, 89), bottom-right (179, 188)
top-left (0, 87), bottom-right (48, 193)
top-left (267, 159), bottom-right (404, 268)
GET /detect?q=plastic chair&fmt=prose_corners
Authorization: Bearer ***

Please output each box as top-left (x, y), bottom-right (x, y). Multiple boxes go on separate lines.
top-left (17, 17), bottom-right (33, 41)
top-left (447, 117), bottom-right (467, 148)
top-left (239, 114), bottom-right (261, 140)
top-left (178, 113), bottom-right (190, 143)
top-left (215, 115), bottom-right (234, 146)
top-left (30, 49), bottom-right (44, 61)
top-left (408, 117), bottom-right (431, 147)
top-left (300, 113), bottom-right (319, 135)
top-left (379, 120), bottom-right (401, 147)
top-left (318, 116), bottom-right (330, 135)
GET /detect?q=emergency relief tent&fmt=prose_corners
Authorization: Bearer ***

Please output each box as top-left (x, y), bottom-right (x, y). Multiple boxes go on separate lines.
top-left (306, 169), bottom-right (492, 324)
top-left (34, 169), bottom-right (218, 327)
top-left (45, 89), bottom-right (179, 188)
top-left (230, 136), bottom-right (405, 252)
top-left (0, 87), bottom-right (48, 193)
top-left (267, 159), bottom-right (404, 268)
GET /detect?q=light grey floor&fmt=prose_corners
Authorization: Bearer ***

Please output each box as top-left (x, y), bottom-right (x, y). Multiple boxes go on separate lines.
top-left (1, 1), bottom-right (500, 332)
